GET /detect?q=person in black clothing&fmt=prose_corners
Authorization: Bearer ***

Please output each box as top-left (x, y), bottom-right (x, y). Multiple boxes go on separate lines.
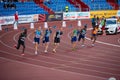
top-left (14, 29), bottom-right (27, 55)
top-left (52, 27), bottom-right (63, 53)
top-left (91, 15), bottom-right (97, 28)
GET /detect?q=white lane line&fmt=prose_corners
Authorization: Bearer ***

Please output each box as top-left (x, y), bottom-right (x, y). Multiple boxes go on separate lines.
top-left (1, 30), bottom-right (120, 75)
top-left (0, 50), bottom-right (119, 78)
top-left (5, 30), bottom-right (119, 66)
top-left (30, 31), bottom-right (120, 62)
top-left (2, 30), bottom-right (120, 68)
top-left (0, 56), bottom-right (106, 80)
top-left (1, 36), bottom-right (120, 77)
top-left (118, 38), bottom-right (120, 44)
top-left (2, 37), bottom-right (120, 73)
top-left (86, 37), bottom-right (120, 48)
top-left (68, 28), bottom-right (120, 48)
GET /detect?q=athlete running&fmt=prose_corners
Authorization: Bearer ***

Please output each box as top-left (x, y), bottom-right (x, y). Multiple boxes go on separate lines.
top-left (52, 27), bottom-right (63, 53)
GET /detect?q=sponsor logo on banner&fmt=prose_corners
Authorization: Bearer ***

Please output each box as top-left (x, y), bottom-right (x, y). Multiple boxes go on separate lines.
top-left (0, 14), bottom-right (38, 25)
top-left (63, 12), bottom-right (90, 20)
top-left (0, 16), bottom-right (14, 25)
top-left (90, 10), bottom-right (118, 18)
top-left (18, 14), bottom-right (38, 23)
top-left (46, 13), bottom-right (63, 21)
top-left (77, 12), bottom-right (90, 19)
top-left (63, 12), bottom-right (76, 20)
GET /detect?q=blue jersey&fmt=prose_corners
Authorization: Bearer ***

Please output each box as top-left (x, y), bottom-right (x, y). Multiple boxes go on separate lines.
top-left (45, 29), bottom-right (52, 37)
top-left (35, 30), bottom-right (42, 38)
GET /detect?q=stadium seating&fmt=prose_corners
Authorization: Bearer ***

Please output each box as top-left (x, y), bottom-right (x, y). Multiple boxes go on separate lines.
top-left (118, 0), bottom-right (120, 8)
top-left (43, 0), bottom-right (79, 12)
top-left (0, 1), bottom-right (48, 16)
top-left (81, 0), bottom-right (113, 10)
top-left (0, 0), bottom-right (119, 16)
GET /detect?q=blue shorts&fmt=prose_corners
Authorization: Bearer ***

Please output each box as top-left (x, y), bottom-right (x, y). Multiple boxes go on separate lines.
top-left (44, 37), bottom-right (49, 43)
top-left (92, 34), bottom-right (97, 36)
top-left (34, 37), bottom-right (40, 44)
top-left (71, 36), bottom-right (77, 43)
top-left (78, 35), bottom-right (85, 41)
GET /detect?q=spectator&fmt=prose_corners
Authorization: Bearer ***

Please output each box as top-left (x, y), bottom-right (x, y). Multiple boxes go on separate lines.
top-left (91, 0), bottom-right (94, 2)
top-left (3, 2), bottom-right (8, 8)
top-left (117, 17), bottom-right (120, 23)
top-left (100, 16), bottom-right (106, 35)
top-left (65, 5), bottom-right (69, 12)
top-left (44, 0), bottom-right (51, 4)
top-left (11, 3), bottom-right (16, 9)
top-left (0, 0), bottom-right (3, 3)
top-left (91, 15), bottom-right (97, 28)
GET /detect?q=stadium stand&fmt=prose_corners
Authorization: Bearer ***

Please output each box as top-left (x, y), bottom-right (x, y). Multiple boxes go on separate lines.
top-left (0, 1), bottom-right (48, 16)
top-left (81, 0), bottom-right (113, 10)
top-left (67, 0), bottom-right (89, 11)
top-left (43, 0), bottom-right (80, 12)
top-left (106, 0), bottom-right (119, 10)
top-left (0, 0), bottom-right (120, 16)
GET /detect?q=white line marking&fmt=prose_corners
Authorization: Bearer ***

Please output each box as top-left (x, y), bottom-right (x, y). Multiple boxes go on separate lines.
top-left (2, 30), bottom-right (120, 67)
top-left (1, 39), bottom-right (120, 76)
top-left (118, 38), bottom-right (120, 44)
top-left (68, 28), bottom-right (120, 48)
top-left (0, 57), bottom-right (106, 80)
top-left (1, 30), bottom-right (120, 77)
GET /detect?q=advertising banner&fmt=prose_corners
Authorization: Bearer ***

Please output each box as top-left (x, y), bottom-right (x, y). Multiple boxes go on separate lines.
top-left (63, 12), bottom-right (76, 20)
top-left (90, 10), bottom-right (118, 18)
top-left (77, 12), bottom-right (90, 19)
top-left (0, 14), bottom-right (38, 25)
top-left (0, 16), bottom-right (14, 25)
top-left (63, 12), bottom-right (90, 20)
top-left (46, 13), bottom-right (63, 21)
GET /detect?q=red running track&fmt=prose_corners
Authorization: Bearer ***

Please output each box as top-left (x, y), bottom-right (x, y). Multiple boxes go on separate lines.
top-left (0, 20), bottom-right (120, 80)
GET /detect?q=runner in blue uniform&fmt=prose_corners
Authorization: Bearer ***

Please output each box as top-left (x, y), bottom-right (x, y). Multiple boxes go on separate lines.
top-left (43, 27), bottom-right (52, 53)
top-left (71, 28), bottom-right (78, 50)
top-left (33, 27), bottom-right (42, 55)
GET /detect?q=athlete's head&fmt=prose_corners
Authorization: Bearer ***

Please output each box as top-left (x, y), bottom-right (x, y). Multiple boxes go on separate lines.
top-left (84, 24), bottom-right (87, 29)
top-left (38, 26), bottom-right (42, 31)
top-left (16, 11), bottom-right (18, 15)
top-left (23, 28), bottom-right (27, 34)
top-left (48, 26), bottom-right (52, 30)
top-left (60, 27), bottom-right (63, 31)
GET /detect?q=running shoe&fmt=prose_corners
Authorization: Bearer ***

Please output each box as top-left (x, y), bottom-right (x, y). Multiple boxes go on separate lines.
top-left (91, 44), bottom-right (95, 46)
top-left (81, 45), bottom-right (85, 47)
top-left (21, 53), bottom-right (25, 56)
top-left (44, 50), bottom-right (48, 53)
top-left (14, 44), bottom-right (17, 48)
top-left (35, 51), bottom-right (38, 55)
top-left (52, 49), bottom-right (56, 53)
